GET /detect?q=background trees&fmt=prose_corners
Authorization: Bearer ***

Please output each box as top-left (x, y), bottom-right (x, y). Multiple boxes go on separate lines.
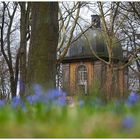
top-left (0, 2), bottom-right (19, 98)
top-left (0, 2), bottom-right (139, 100)
top-left (118, 2), bottom-right (140, 90)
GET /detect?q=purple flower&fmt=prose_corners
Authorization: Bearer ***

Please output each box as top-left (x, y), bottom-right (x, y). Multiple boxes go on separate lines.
top-left (126, 91), bottom-right (139, 106)
top-left (26, 94), bottom-right (41, 105)
top-left (122, 116), bottom-right (135, 130)
top-left (19, 79), bottom-right (25, 93)
top-left (11, 96), bottom-right (22, 108)
top-left (45, 89), bottom-right (66, 100)
top-left (0, 100), bottom-right (5, 107)
top-left (43, 89), bottom-right (67, 106)
top-left (57, 96), bottom-right (66, 106)
top-left (26, 87), bottom-right (67, 107)
top-left (32, 84), bottom-right (43, 95)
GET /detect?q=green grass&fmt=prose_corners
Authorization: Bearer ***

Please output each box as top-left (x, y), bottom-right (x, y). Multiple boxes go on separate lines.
top-left (0, 97), bottom-right (140, 138)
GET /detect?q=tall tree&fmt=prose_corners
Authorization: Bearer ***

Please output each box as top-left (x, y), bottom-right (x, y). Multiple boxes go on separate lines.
top-left (19, 2), bottom-right (30, 98)
top-left (26, 2), bottom-right (59, 94)
top-left (97, 2), bottom-right (120, 99)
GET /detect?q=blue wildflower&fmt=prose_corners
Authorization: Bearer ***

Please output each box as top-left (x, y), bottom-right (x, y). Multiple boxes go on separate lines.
top-left (26, 84), bottom-right (44, 104)
top-left (0, 100), bottom-right (5, 107)
top-left (32, 84), bottom-right (43, 95)
top-left (21, 103), bottom-right (26, 112)
top-left (122, 116), bottom-right (135, 130)
top-left (46, 89), bottom-right (66, 100)
top-left (39, 94), bottom-right (49, 104)
top-left (42, 89), bottom-right (67, 106)
top-left (26, 94), bottom-right (41, 105)
top-left (19, 79), bottom-right (25, 92)
top-left (126, 91), bottom-right (139, 106)
top-left (26, 88), bottom-right (67, 107)
top-left (11, 96), bottom-right (22, 108)
top-left (56, 96), bottom-right (66, 106)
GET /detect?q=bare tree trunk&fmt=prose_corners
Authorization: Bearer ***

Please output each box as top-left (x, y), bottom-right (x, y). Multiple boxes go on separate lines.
top-left (19, 2), bottom-right (30, 98)
top-left (10, 74), bottom-right (16, 97)
top-left (106, 64), bottom-right (114, 100)
top-left (0, 58), bottom-right (7, 99)
top-left (26, 2), bottom-right (59, 95)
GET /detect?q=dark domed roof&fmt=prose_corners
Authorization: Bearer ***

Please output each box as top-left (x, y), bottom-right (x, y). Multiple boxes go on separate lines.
top-left (65, 27), bottom-right (123, 62)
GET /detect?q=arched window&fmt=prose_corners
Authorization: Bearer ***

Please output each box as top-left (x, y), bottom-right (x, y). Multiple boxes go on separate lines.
top-left (77, 65), bottom-right (88, 85)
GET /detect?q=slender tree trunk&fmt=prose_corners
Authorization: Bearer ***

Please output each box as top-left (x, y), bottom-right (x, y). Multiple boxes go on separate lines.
top-left (8, 67), bottom-right (17, 97)
top-left (106, 63), bottom-right (114, 100)
top-left (26, 2), bottom-right (59, 95)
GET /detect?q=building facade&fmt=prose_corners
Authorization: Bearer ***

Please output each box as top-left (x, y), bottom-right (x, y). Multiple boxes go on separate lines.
top-left (62, 15), bottom-right (128, 98)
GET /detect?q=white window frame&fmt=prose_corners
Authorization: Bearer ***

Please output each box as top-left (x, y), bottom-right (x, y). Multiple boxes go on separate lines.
top-left (77, 65), bottom-right (88, 85)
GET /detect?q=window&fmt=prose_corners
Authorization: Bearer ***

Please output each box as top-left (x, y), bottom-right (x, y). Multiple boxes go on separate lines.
top-left (77, 65), bottom-right (88, 85)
